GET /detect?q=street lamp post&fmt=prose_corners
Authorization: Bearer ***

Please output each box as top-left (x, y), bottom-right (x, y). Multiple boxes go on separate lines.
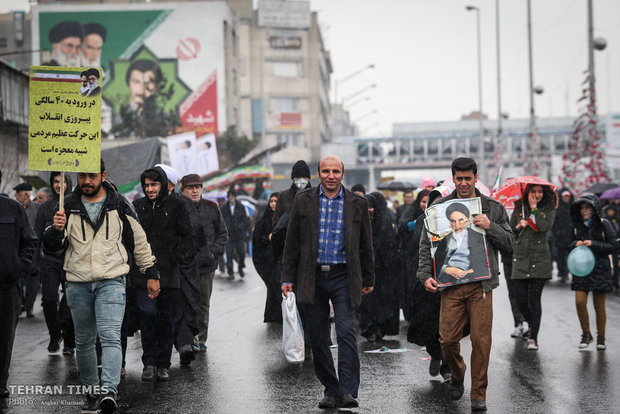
top-left (494, 0), bottom-right (503, 179)
top-left (342, 83), bottom-right (377, 105)
top-left (332, 63), bottom-right (374, 140)
top-left (526, 0), bottom-right (543, 176)
top-left (346, 96), bottom-right (370, 109)
top-left (466, 5), bottom-right (484, 176)
top-left (352, 109), bottom-right (377, 124)
top-left (259, 46), bottom-right (268, 167)
top-left (334, 64), bottom-right (375, 105)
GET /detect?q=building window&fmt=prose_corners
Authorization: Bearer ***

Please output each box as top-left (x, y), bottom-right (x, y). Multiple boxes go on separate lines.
top-left (273, 61), bottom-right (298, 77)
top-left (278, 133), bottom-right (301, 147)
top-left (274, 97), bottom-right (298, 112)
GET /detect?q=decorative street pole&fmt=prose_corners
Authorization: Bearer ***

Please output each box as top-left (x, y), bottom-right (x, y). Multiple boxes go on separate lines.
top-left (466, 5), bottom-right (484, 178)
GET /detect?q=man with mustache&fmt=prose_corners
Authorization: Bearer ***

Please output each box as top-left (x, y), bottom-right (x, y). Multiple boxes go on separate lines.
top-left (44, 159), bottom-right (160, 413)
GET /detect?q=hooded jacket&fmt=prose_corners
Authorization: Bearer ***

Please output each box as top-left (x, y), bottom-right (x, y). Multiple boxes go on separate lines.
top-left (551, 187), bottom-right (574, 248)
top-left (133, 166), bottom-right (195, 288)
top-left (42, 181), bottom-right (159, 283)
top-left (569, 193), bottom-right (616, 292)
top-left (417, 188), bottom-right (515, 292)
top-left (510, 190), bottom-right (557, 279)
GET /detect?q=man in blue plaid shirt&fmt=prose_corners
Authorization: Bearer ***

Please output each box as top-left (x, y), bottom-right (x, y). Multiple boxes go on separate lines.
top-left (281, 155), bottom-right (375, 410)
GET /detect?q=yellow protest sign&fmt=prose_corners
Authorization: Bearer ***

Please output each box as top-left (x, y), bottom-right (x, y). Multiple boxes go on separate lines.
top-left (28, 66), bottom-right (102, 172)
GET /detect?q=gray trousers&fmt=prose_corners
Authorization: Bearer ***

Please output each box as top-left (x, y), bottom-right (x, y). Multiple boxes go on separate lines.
top-left (195, 271), bottom-right (215, 344)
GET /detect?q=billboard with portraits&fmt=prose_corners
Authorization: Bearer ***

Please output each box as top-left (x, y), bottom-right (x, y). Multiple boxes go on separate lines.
top-left (32, 2), bottom-right (231, 139)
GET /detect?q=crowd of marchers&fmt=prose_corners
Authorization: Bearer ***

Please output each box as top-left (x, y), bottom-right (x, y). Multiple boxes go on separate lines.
top-left (2, 155), bottom-right (620, 413)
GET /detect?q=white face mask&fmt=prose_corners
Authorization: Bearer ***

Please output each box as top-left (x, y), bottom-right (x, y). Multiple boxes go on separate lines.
top-left (294, 178), bottom-right (308, 190)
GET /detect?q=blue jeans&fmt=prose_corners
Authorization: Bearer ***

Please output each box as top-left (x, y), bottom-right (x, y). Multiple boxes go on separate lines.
top-left (66, 277), bottom-right (126, 396)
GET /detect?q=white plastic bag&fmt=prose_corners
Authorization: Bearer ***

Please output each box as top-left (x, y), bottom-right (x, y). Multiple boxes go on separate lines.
top-left (282, 292), bottom-right (305, 363)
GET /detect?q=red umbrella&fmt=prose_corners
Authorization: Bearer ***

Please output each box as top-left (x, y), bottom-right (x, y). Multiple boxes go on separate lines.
top-left (491, 176), bottom-right (557, 210)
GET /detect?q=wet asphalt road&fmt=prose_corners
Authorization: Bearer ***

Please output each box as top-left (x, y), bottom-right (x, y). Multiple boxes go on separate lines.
top-left (4, 260), bottom-right (620, 413)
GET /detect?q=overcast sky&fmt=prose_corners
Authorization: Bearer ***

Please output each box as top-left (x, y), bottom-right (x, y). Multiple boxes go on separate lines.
top-left (4, 0), bottom-right (620, 137)
top-left (312, 0), bottom-right (620, 136)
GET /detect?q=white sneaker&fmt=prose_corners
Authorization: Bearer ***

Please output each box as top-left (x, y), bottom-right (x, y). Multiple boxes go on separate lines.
top-left (527, 339), bottom-right (539, 350)
top-left (510, 325), bottom-right (523, 338)
top-left (520, 321), bottom-right (530, 337)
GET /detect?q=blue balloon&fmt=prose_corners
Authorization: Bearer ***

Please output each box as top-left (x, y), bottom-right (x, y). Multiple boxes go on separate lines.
top-left (567, 246), bottom-right (595, 277)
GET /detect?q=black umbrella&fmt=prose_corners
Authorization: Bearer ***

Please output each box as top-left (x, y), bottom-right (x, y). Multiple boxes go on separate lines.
top-left (584, 182), bottom-right (619, 196)
top-left (376, 181), bottom-right (417, 192)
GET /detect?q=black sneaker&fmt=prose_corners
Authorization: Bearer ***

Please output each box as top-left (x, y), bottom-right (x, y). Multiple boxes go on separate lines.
top-left (99, 391), bottom-right (117, 414)
top-left (239, 269), bottom-right (245, 278)
top-left (179, 345), bottom-right (195, 366)
top-left (442, 371), bottom-right (452, 383)
top-left (429, 357), bottom-right (441, 377)
top-left (579, 332), bottom-right (594, 349)
top-left (141, 365), bottom-right (155, 382)
top-left (81, 393), bottom-right (99, 414)
top-left (156, 368), bottom-right (170, 381)
top-left (62, 346), bottom-right (75, 355)
top-left (597, 336), bottom-right (606, 350)
top-left (47, 337), bottom-right (63, 353)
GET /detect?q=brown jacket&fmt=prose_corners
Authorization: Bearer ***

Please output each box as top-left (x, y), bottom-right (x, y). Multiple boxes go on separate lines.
top-left (281, 185), bottom-right (375, 308)
top-left (417, 189), bottom-right (515, 292)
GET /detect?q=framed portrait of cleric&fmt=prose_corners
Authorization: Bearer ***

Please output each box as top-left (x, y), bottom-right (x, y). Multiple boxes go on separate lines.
top-left (424, 198), bottom-right (492, 288)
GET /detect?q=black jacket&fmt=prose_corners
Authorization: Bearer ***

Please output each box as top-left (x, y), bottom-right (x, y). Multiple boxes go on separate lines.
top-left (221, 200), bottom-right (249, 239)
top-left (252, 206), bottom-right (276, 281)
top-left (272, 182), bottom-right (312, 227)
top-left (0, 196), bottom-right (38, 290)
top-left (551, 187), bottom-right (574, 248)
top-left (184, 195), bottom-right (228, 273)
top-left (133, 167), bottom-right (195, 288)
top-left (569, 193), bottom-right (616, 292)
